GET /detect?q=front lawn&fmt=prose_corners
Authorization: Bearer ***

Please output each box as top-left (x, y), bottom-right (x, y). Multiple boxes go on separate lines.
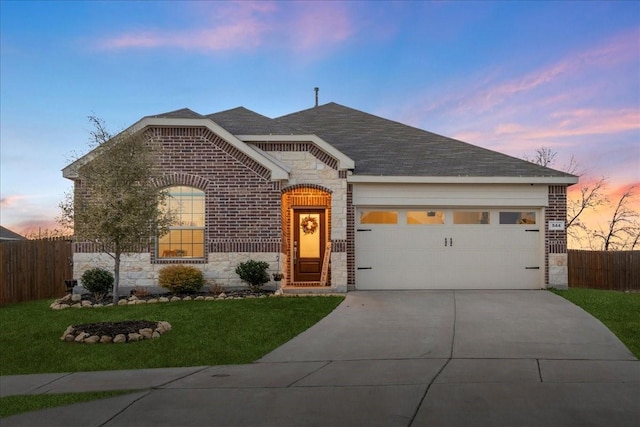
top-left (0, 296), bottom-right (344, 375)
top-left (550, 288), bottom-right (640, 358)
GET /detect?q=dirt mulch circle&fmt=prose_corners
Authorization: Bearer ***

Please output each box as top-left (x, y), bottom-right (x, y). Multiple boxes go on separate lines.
top-left (72, 320), bottom-right (159, 337)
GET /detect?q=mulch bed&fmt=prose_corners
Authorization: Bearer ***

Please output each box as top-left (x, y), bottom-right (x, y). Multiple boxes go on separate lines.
top-left (72, 320), bottom-right (159, 336)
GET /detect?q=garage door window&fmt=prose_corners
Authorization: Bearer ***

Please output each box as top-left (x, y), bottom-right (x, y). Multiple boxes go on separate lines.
top-left (453, 211), bottom-right (490, 224)
top-left (360, 211), bottom-right (398, 224)
top-left (500, 211), bottom-right (536, 224)
top-left (407, 211), bottom-right (445, 225)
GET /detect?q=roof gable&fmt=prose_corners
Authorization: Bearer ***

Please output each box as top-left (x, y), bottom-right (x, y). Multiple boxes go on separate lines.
top-left (206, 107), bottom-right (296, 135)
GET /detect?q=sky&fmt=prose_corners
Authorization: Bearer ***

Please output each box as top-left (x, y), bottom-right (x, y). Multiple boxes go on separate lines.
top-left (1, 1), bottom-right (639, 246)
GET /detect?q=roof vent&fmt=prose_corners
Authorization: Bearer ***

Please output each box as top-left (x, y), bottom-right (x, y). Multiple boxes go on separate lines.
top-left (314, 87), bottom-right (319, 107)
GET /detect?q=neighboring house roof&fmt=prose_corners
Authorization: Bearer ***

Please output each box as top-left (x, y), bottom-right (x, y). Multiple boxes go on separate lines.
top-left (0, 226), bottom-right (26, 241)
top-left (275, 102), bottom-right (575, 179)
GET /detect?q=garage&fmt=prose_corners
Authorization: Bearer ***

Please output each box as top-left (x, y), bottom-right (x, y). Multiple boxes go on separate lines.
top-left (353, 183), bottom-right (546, 290)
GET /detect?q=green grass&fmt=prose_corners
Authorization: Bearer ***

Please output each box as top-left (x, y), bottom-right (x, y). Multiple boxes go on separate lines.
top-left (0, 390), bottom-right (138, 418)
top-left (0, 296), bottom-right (344, 375)
top-left (551, 288), bottom-right (640, 358)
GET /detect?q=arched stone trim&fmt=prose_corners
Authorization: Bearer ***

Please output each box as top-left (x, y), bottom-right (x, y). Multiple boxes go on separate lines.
top-left (281, 185), bottom-right (333, 287)
top-left (153, 173), bottom-right (211, 191)
top-left (281, 183), bottom-right (333, 194)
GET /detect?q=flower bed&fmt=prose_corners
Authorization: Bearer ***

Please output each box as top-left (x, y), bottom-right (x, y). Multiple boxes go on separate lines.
top-left (61, 320), bottom-right (172, 344)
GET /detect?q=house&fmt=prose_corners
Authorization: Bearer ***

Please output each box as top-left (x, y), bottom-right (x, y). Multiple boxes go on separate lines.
top-left (0, 226), bottom-right (27, 242)
top-left (63, 102), bottom-right (577, 292)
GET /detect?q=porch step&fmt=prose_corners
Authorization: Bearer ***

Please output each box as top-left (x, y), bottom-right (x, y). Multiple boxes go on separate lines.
top-left (282, 286), bottom-right (336, 295)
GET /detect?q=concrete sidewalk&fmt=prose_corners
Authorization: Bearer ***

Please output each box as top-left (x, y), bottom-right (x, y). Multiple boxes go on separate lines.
top-left (2, 291), bottom-right (639, 426)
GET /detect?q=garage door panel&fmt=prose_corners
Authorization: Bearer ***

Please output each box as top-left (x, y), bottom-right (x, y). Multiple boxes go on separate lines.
top-left (356, 208), bottom-right (542, 290)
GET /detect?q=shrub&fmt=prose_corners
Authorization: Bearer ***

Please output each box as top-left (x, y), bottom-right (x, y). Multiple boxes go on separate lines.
top-left (80, 268), bottom-right (114, 299)
top-left (235, 260), bottom-right (270, 292)
top-left (158, 265), bottom-right (205, 294)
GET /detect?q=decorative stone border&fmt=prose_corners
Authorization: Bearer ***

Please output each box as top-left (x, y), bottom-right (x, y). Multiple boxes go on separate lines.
top-left (61, 321), bottom-right (172, 344)
top-left (50, 289), bottom-right (284, 310)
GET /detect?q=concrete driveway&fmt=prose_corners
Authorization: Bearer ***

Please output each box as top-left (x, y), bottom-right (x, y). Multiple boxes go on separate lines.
top-left (3, 291), bottom-right (639, 426)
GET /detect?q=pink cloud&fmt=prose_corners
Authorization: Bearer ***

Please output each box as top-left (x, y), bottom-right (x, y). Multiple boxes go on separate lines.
top-left (98, 1), bottom-right (354, 55)
top-left (0, 194), bottom-right (27, 208)
top-left (289, 2), bottom-right (353, 52)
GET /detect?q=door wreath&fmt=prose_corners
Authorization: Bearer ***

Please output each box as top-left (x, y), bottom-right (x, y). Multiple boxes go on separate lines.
top-left (300, 216), bottom-right (319, 235)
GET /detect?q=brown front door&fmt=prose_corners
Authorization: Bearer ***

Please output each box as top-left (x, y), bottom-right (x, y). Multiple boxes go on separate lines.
top-left (293, 210), bottom-right (325, 282)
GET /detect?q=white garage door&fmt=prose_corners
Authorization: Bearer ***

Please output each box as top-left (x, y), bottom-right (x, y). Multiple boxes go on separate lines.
top-left (355, 208), bottom-right (542, 290)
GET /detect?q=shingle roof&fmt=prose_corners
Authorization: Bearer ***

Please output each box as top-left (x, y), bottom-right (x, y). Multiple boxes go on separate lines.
top-left (0, 226), bottom-right (26, 241)
top-left (275, 102), bottom-right (574, 178)
top-left (146, 108), bottom-right (204, 119)
top-left (206, 107), bottom-right (297, 135)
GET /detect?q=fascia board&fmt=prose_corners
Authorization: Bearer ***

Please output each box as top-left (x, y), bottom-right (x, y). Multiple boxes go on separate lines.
top-left (238, 134), bottom-right (355, 170)
top-left (347, 175), bottom-right (579, 185)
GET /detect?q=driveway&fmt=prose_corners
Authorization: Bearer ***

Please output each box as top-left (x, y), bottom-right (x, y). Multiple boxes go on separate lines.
top-left (3, 291), bottom-right (639, 426)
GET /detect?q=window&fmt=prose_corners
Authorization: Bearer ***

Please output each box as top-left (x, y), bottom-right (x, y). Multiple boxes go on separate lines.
top-left (500, 211), bottom-right (536, 224)
top-left (158, 186), bottom-right (205, 259)
top-left (360, 210), bottom-right (398, 224)
top-left (407, 211), bottom-right (445, 225)
top-left (453, 211), bottom-right (490, 224)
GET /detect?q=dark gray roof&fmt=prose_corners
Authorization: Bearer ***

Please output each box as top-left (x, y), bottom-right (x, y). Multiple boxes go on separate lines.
top-left (0, 226), bottom-right (26, 241)
top-left (275, 103), bottom-right (574, 178)
top-left (206, 107), bottom-right (297, 135)
top-left (146, 108), bottom-right (204, 119)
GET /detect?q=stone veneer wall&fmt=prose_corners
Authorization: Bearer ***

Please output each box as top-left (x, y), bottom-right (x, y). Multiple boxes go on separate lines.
top-left (546, 185), bottom-right (569, 289)
top-left (73, 252), bottom-right (282, 293)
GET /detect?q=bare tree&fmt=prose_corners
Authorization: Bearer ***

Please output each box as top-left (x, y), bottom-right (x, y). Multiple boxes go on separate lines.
top-left (524, 147), bottom-right (608, 248)
top-left (59, 116), bottom-right (174, 304)
top-left (592, 185), bottom-right (639, 251)
top-left (523, 146), bottom-right (557, 168)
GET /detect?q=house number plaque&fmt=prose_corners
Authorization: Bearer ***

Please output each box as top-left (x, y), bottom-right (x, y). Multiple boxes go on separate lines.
top-left (548, 221), bottom-right (565, 231)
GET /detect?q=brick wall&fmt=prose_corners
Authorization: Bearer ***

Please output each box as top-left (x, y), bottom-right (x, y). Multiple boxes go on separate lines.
top-left (546, 185), bottom-right (569, 288)
top-left (73, 126), bottom-right (351, 291)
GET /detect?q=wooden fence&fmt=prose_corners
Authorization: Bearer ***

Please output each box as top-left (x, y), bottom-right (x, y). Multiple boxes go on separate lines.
top-left (0, 238), bottom-right (73, 305)
top-left (568, 250), bottom-right (640, 291)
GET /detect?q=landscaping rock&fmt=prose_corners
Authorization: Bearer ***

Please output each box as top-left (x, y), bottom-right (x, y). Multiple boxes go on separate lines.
top-left (139, 328), bottom-right (153, 338)
top-left (85, 335), bottom-right (100, 344)
top-left (170, 296), bottom-right (182, 302)
top-left (128, 333), bottom-right (142, 342)
top-left (118, 299), bottom-right (128, 306)
top-left (100, 335), bottom-right (113, 343)
top-left (71, 294), bottom-right (82, 302)
top-left (113, 334), bottom-right (127, 343)
top-left (74, 332), bottom-right (88, 342)
top-left (158, 297), bottom-right (170, 303)
top-left (147, 298), bottom-right (158, 304)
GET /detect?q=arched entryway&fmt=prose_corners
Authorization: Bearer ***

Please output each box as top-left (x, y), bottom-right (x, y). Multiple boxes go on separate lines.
top-left (281, 185), bottom-right (332, 287)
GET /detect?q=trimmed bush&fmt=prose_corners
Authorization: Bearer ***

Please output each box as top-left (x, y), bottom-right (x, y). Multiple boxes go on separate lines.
top-left (235, 260), bottom-right (270, 292)
top-left (158, 265), bottom-right (205, 294)
top-left (80, 268), bottom-right (114, 298)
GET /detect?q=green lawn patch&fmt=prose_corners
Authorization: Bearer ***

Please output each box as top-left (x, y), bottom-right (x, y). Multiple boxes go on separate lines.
top-left (551, 288), bottom-right (640, 358)
top-left (0, 390), bottom-right (138, 418)
top-left (0, 296), bottom-right (344, 375)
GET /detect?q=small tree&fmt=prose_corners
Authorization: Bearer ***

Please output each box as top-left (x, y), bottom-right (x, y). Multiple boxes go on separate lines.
top-left (60, 116), bottom-right (174, 304)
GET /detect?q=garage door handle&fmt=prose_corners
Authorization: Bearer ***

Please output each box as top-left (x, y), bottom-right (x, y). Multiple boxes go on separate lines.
top-left (445, 238), bottom-right (452, 247)
top-left (357, 267), bottom-right (372, 270)
top-left (525, 229), bottom-right (539, 232)
top-left (525, 267), bottom-right (540, 270)
top-left (357, 228), bottom-right (372, 232)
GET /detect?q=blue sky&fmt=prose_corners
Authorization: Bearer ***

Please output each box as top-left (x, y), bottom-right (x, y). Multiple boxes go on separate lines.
top-left (1, 0), bottom-right (638, 236)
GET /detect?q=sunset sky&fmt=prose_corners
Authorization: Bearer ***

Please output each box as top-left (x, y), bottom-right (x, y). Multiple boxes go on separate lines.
top-left (1, 1), bottom-right (638, 247)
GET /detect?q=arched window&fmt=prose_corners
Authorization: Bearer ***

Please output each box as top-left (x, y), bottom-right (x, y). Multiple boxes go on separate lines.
top-left (158, 186), bottom-right (205, 259)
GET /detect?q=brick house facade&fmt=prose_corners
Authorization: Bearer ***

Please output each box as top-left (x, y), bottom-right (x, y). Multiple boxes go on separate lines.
top-left (64, 103), bottom-right (577, 293)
